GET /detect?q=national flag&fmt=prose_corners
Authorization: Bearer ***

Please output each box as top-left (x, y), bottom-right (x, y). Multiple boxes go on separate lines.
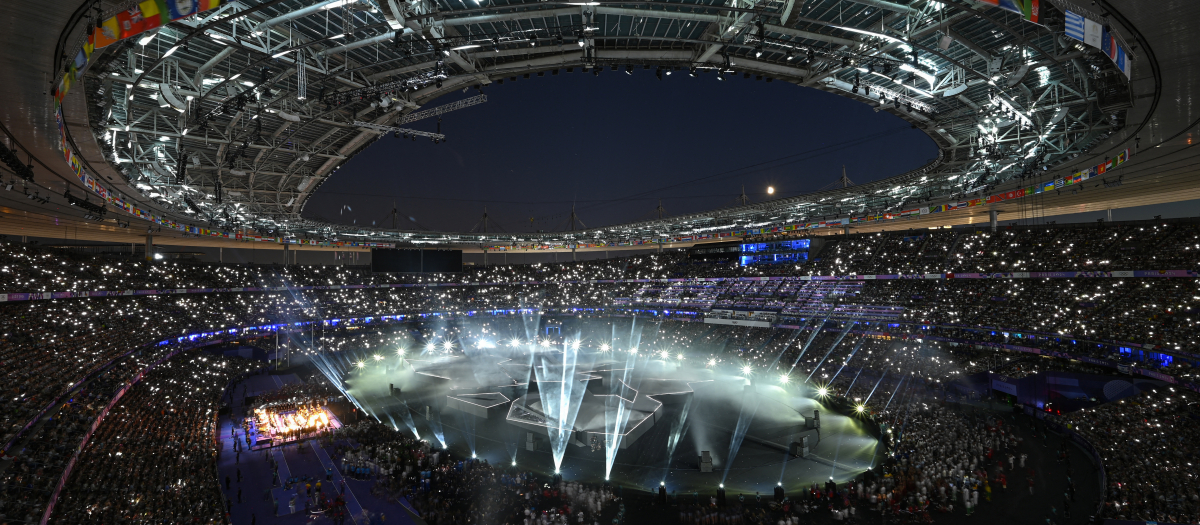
top-left (95, 17), bottom-right (120, 48)
top-left (199, 0), bottom-right (222, 11)
top-left (115, 8), bottom-right (145, 39)
top-left (139, 0), bottom-right (169, 29)
top-left (1101, 29), bottom-right (1116, 60)
top-left (1064, 11), bottom-right (1085, 42)
top-left (1097, 162), bottom-right (1106, 175)
top-left (1116, 47), bottom-right (1131, 78)
top-left (971, 0), bottom-right (1038, 23)
top-left (167, 0), bottom-right (198, 20)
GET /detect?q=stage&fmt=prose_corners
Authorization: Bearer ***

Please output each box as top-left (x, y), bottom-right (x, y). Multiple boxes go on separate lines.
top-left (333, 348), bottom-right (882, 496)
top-left (249, 405), bottom-right (343, 450)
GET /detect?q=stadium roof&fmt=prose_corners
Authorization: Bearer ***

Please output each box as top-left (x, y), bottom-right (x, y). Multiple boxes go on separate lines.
top-left (1, 0), bottom-right (1198, 250)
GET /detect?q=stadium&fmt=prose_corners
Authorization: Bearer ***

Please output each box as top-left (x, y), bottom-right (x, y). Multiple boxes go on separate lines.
top-left (0, 0), bottom-right (1198, 524)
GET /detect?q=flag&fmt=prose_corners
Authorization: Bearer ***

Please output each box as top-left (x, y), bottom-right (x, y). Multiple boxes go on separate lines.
top-left (139, 0), bottom-right (169, 29)
top-left (199, 0), bottom-right (222, 10)
top-left (95, 17), bottom-right (120, 48)
top-left (115, 7), bottom-right (145, 39)
top-left (1084, 18), bottom-right (1103, 48)
top-left (1116, 47), bottom-right (1131, 78)
top-left (1101, 29), bottom-right (1116, 60)
top-left (1064, 11), bottom-right (1085, 42)
top-left (167, 0), bottom-right (198, 20)
top-left (971, 0), bottom-right (1038, 23)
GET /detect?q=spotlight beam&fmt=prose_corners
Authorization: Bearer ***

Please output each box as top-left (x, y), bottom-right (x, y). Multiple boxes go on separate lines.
top-left (828, 336), bottom-right (867, 386)
top-left (864, 369), bottom-right (888, 404)
top-left (789, 308), bottom-right (833, 372)
top-left (804, 320), bottom-right (858, 384)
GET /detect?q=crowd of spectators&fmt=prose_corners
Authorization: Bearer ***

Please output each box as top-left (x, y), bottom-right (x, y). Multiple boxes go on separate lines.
top-left (49, 352), bottom-right (261, 524)
top-left (0, 220), bottom-right (1195, 524)
top-left (1052, 388), bottom-right (1200, 523)
top-left (2, 221), bottom-right (1193, 295)
top-left (325, 421), bottom-right (620, 525)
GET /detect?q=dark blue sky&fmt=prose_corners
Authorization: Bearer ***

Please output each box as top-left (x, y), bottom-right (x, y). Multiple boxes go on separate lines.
top-left (305, 71), bottom-right (938, 232)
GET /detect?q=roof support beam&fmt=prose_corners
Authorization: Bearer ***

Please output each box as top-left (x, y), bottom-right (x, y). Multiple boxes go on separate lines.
top-left (258, 0), bottom-right (344, 31)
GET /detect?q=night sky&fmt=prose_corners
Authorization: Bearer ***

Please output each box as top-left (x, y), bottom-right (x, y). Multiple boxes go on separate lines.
top-left (304, 70), bottom-right (939, 233)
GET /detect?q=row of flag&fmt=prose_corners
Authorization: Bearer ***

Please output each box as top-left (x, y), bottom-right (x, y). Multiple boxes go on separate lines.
top-left (485, 150), bottom-right (1133, 251)
top-left (57, 1), bottom-right (223, 103)
top-left (972, 0), bottom-right (1041, 24)
top-left (1065, 9), bottom-right (1132, 78)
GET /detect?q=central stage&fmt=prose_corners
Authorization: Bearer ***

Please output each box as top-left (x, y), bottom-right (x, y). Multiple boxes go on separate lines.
top-left (338, 349), bottom-right (881, 495)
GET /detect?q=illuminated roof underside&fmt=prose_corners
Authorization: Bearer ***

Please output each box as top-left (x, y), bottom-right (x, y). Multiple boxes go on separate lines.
top-left (82, 0), bottom-right (1124, 245)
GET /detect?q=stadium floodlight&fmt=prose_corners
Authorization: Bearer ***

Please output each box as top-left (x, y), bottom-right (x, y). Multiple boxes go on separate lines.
top-left (817, 387), bottom-right (828, 397)
top-left (779, 373), bottom-right (790, 384)
top-left (768, 186), bottom-right (775, 195)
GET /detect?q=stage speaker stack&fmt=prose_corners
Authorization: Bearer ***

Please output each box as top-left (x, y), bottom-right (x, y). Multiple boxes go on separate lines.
top-left (716, 487), bottom-right (726, 507)
top-left (699, 451), bottom-right (713, 472)
top-left (774, 485), bottom-right (785, 502)
top-left (788, 436), bottom-right (809, 458)
top-left (526, 432), bottom-right (536, 452)
top-left (806, 410), bottom-right (821, 430)
top-left (389, 383), bottom-right (401, 397)
top-left (658, 486), bottom-right (667, 505)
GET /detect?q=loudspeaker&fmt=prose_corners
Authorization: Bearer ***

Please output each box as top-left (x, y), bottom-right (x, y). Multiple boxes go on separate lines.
top-left (774, 485), bottom-right (785, 502)
top-left (788, 441), bottom-right (809, 458)
top-left (717, 487), bottom-right (726, 507)
top-left (699, 450), bottom-right (713, 472)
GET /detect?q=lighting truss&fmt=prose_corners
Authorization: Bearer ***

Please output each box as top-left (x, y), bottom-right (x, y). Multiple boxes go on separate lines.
top-left (352, 121), bottom-right (447, 142)
top-left (399, 95), bottom-right (488, 125)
